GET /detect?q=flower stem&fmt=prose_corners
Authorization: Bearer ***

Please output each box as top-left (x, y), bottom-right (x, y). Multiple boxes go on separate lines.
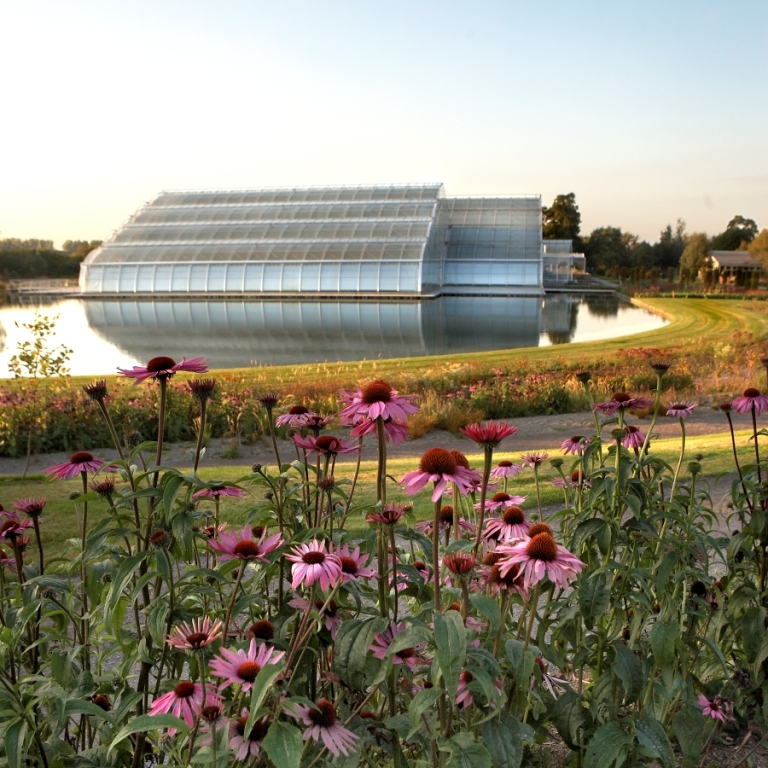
top-left (223, 561), bottom-right (247, 642)
top-left (473, 446), bottom-right (493, 555)
top-left (193, 399), bottom-right (207, 473)
top-left (433, 496), bottom-right (442, 612)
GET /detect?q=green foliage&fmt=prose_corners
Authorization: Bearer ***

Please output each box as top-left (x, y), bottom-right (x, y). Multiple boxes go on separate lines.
top-left (543, 192), bottom-right (582, 245)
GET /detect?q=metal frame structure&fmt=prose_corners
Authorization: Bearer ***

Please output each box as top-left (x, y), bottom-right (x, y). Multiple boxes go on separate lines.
top-left (80, 184), bottom-right (545, 296)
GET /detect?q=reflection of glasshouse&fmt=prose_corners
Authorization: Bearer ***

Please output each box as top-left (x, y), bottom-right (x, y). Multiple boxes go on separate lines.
top-left (79, 184), bottom-right (578, 297)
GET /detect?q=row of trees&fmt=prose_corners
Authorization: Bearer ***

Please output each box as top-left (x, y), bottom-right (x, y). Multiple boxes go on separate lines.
top-left (542, 194), bottom-right (766, 278)
top-left (0, 238), bottom-right (101, 280)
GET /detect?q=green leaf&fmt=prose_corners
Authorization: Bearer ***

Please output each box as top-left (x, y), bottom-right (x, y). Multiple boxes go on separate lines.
top-left (333, 617), bottom-right (387, 691)
top-left (650, 620), bottom-right (679, 667)
top-left (480, 713), bottom-right (524, 768)
top-left (109, 714), bottom-right (189, 752)
top-left (434, 610), bottom-right (466, 698)
top-left (162, 474), bottom-right (185, 516)
top-left (672, 707), bottom-right (714, 766)
top-left (741, 606), bottom-right (767, 663)
top-left (4, 719), bottom-right (26, 768)
top-left (612, 642), bottom-right (643, 704)
top-left (443, 731), bottom-right (493, 768)
top-left (636, 715), bottom-right (675, 768)
top-left (571, 519), bottom-right (608, 554)
top-left (64, 699), bottom-right (114, 723)
top-left (104, 551), bottom-right (150, 623)
top-left (584, 721), bottom-right (633, 768)
top-left (245, 663), bottom-right (284, 737)
top-left (469, 593), bottom-right (501, 637)
top-left (551, 689), bottom-right (587, 751)
top-left (408, 687), bottom-right (443, 729)
top-left (578, 571), bottom-right (609, 628)
top-left (262, 721), bottom-right (303, 768)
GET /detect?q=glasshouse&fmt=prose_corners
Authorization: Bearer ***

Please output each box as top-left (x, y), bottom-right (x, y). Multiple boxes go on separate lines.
top-left (79, 184), bottom-right (564, 296)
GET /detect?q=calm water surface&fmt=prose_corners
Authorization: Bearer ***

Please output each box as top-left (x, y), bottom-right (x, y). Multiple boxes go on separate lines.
top-left (0, 295), bottom-right (667, 377)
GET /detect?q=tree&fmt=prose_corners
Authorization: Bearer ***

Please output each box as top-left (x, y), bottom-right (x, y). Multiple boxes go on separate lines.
top-left (747, 228), bottom-right (768, 268)
top-left (679, 233), bottom-right (710, 280)
top-left (62, 239), bottom-right (102, 259)
top-left (542, 193), bottom-right (582, 247)
top-left (710, 215), bottom-right (758, 251)
top-left (652, 219), bottom-right (686, 270)
top-left (583, 227), bottom-right (637, 274)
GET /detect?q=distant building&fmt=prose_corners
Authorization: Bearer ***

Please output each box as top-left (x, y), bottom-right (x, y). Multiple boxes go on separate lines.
top-left (79, 184), bottom-right (581, 297)
top-left (709, 250), bottom-right (763, 284)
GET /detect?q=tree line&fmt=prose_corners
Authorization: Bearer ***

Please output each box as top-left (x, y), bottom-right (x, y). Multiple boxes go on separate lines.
top-left (0, 239), bottom-right (101, 281)
top-left (543, 193), bottom-right (767, 281)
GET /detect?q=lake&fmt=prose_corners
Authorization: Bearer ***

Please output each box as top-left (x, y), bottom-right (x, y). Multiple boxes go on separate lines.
top-left (0, 294), bottom-right (667, 377)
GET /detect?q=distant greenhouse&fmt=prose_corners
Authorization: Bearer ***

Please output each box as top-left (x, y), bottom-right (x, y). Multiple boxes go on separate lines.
top-left (79, 184), bottom-right (555, 296)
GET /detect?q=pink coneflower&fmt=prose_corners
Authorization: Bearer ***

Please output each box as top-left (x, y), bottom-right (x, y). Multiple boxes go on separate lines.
top-left (732, 388), bottom-right (768, 415)
top-left (118, 355), bottom-right (208, 383)
top-left (366, 502), bottom-right (406, 526)
top-left (483, 505), bottom-right (531, 543)
top-left (666, 402), bottom-right (697, 419)
top-left (208, 526), bottom-right (283, 563)
top-left (496, 533), bottom-right (586, 589)
top-left (475, 492), bottom-right (527, 513)
top-left (697, 694), bottom-right (726, 722)
top-left (149, 681), bottom-right (221, 734)
top-left (521, 452), bottom-right (548, 468)
top-left (622, 425), bottom-right (646, 449)
top-left (44, 451), bottom-right (115, 481)
top-left (209, 638), bottom-right (285, 691)
top-left (369, 621), bottom-right (427, 669)
top-left (291, 699), bottom-right (359, 758)
top-left (286, 539), bottom-right (343, 591)
top-left (443, 552), bottom-right (476, 577)
top-left (192, 483), bottom-right (246, 500)
top-left (276, 404), bottom-right (312, 428)
top-left (339, 379), bottom-right (419, 424)
top-left (330, 543), bottom-right (377, 582)
top-left (292, 434), bottom-right (359, 456)
top-left (460, 421), bottom-right (517, 448)
top-left (482, 554), bottom-right (528, 598)
top-left (166, 617), bottom-right (223, 651)
top-left (535, 657), bottom-right (569, 698)
top-left (414, 505), bottom-right (475, 536)
top-left (552, 469), bottom-right (591, 491)
top-left (593, 392), bottom-right (653, 416)
top-left (13, 498), bottom-right (46, 519)
top-left (455, 670), bottom-right (502, 708)
top-left (0, 511), bottom-right (34, 541)
top-left (490, 460), bottom-right (523, 479)
top-left (289, 596), bottom-right (342, 637)
top-left (228, 711), bottom-right (270, 761)
top-left (401, 448), bottom-right (482, 502)
top-left (561, 436), bottom-right (590, 455)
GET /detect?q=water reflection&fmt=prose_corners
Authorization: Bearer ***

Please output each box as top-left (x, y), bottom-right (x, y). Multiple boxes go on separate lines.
top-left (79, 295), bottom-right (665, 369)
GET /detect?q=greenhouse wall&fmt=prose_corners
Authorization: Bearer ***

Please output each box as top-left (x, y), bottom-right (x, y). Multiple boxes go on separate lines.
top-left (80, 184), bottom-right (544, 296)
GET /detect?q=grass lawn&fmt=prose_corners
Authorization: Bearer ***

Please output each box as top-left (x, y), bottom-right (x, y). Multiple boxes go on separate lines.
top-left (7, 427), bottom-right (752, 559)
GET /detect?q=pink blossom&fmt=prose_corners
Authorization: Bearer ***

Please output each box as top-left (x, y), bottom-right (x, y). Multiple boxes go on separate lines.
top-left (291, 699), bottom-right (359, 757)
top-left (666, 402), bottom-right (697, 419)
top-left (209, 638), bottom-right (285, 691)
top-left (460, 421), bottom-right (518, 448)
top-left (622, 425), bottom-right (646, 449)
top-left (594, 392), bottom-right (653, 416)
top-left (490, 460), bottom-right (523, 479)
top-left (339, 379), bottom-right (419, 424)
top-left (732, 388), bottom-right (768, 415)
top-left (192, 483), bottom-right (246, 500)
top-left (286, 539), bottom-right (343, 591)
top-left (561, 436), bottom-right (590, 455)
top-left (330, 543), bottom-right (377, 582)
top-left (401, 448), bottom-right (482, 502)
top-left (496, 533), bottom-right (585, 589)
top-left (208, 526), bottom-right (283, 563)
top-left (166, 617), bottom-right (223, 651)
top-left (228, 711), bottom-right (270, 761)
top-left (369, 621), bottom-right (428, 668)
top-left (118, 355), bottom-right (208, 383)
top-left (149, 681), bottom-right (221, 735)
top-left (697, 694), bottom-right (726, 722)
top-left (292, 434), bottom-right (359, 456)
top-left (44, 451), bottom-right (116, 481)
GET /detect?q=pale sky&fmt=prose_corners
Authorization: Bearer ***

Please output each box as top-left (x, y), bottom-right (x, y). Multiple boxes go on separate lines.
top-left (1, 0), bottom-right (766, 247)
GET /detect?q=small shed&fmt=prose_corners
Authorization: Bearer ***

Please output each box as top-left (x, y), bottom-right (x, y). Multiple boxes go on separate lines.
top-left (709, 250), bottom-right (763, 284)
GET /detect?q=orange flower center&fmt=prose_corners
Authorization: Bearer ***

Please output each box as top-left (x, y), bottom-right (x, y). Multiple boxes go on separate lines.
top-left (569, 435), bottom-right (583, 443)
top-left (185, 632), bottom-right (210, 648)
top-left (302, 551), bottom-right (326, 565)
top-left (237, 661), bottom-right (262, 682)
top-left (502, 506), bottom-right (526, 525)
top-left (492, 492), bottom-right (510, 503)
top-left (744, 388), bottom-right (760, 397)
top-left (612, 392), bottom-right (631, 403)
top-left (173, 681), bottom-right (196, 698)
top-left (527, 522), bottom-right (553, 538)
top-left (450, 449), bottom-right (470, 469)
top-left (526, 533), bottom-right (558, 562)
top-left (361, 379), bottom-right (393, 404)
top-left (289, 405), bottom-right (309, 415)
top-left (236, 715), bottom-right (269, 740)
top-left (483, 551), bottom-right (503, 566)
top-left (146, 356), bottom-right (176, 372)
top-left (315, 436), bottom-right (339, 452)
top-left (247, 620), bottom-right (274, 640)
top-left (498, 460), bottom-right (513, 467)
top-left (340, 556), bottom-right (358, 574)
top-left (70, 451), bottom-right (94, 464)
top-left (308, 699), bottom-right (337, 728)
top-left (439, 505), bottom-right (455, 524)
top-left (419, 448), bottom-right (457, 475)
top-left (233, 540), bottom-right (260, 559)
